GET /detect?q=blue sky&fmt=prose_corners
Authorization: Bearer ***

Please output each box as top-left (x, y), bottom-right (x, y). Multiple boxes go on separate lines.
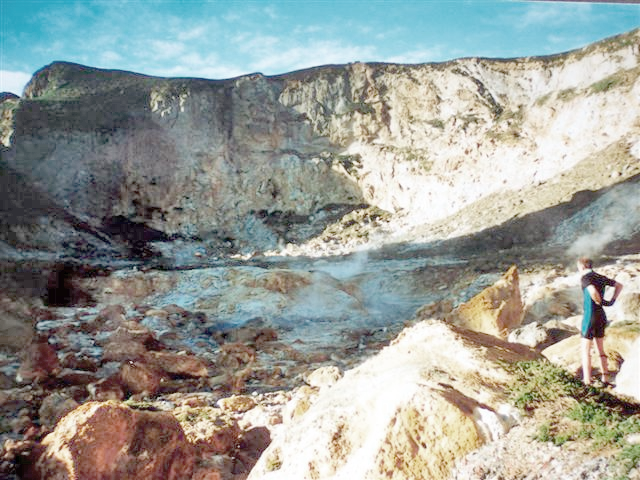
top-left (1, 0), bottom-right (639, 96)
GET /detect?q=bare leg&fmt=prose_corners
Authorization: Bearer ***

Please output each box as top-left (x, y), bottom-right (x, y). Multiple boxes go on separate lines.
top-left (594, 337), bottom-right (609, 383)
top-left (581, 338), bottom-right (593, 384)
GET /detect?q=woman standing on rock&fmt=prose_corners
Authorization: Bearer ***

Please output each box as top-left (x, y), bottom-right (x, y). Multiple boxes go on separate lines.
top-left (577, 257), bottom-right (623, 386)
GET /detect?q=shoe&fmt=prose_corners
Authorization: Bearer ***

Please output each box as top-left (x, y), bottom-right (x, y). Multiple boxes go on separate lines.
top-left (593, 379), bottom-right (614, 389)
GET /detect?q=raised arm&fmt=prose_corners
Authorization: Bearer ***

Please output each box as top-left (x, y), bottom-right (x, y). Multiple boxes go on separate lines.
top-left (601, 281), bottom-right (623, 307)
top-left (611, 281), bottom-right (623, 302)
top-left (587, 284), bottom-right (603, 305)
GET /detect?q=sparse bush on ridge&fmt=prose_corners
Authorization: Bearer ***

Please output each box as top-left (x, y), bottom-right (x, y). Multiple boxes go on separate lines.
top-left (505, 359), bottom-right (640, 479)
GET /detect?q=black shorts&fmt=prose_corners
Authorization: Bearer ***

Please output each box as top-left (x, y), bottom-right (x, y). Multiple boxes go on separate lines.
top-left (581, 312), bottom-right (607, 339)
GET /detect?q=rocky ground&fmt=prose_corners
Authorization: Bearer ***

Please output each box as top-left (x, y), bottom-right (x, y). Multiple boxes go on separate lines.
top-left (0, 243), bottom-right (639, 479)
top-left (1, 157), bottom-right (639, 479)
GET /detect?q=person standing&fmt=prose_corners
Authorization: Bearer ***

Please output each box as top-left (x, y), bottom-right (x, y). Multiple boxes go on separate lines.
top-left (577, 257), bottom-right (623, 386)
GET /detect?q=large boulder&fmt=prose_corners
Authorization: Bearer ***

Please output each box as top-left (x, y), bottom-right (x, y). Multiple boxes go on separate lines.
top-left (0, 296), bottom-right (35, 352)
top-left (144, 351), bottom-right (209, 378)
top-left (16, 336), bottom-right (60, 383)
top-left (119, 361), bottom-right (167, 396)
top-left (174, 406), bottom-right (240, 457)
top-left (38, 392), bottom-right (80, 429)
top-left (507, 318), bottom-right (576, 350)
top-left (101, 321), bottom-right (159, 362)
top-left (248, 319), bottom-right (539, 480)
top-left (450, 265), bottom-right (524, 338)
top-left (541, 321), bottom-right (640, 379)
top-left (28, 401), bottom-right (196, 480)
top-left (615, 337), bottom-right (640, 400)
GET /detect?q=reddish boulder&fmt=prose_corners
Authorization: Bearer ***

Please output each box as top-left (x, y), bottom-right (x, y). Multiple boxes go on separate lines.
top-left (60, 352), bottom-right (98, 372)
top-left (79, 304), bottom-right (126, 333)
top-left (102, 340), bottom-right (147, 362)
top-left (219, 343), bottom-right (256, 368)
top-left (101, 322), bottom-right (160, 362)
top-left (88, 375), bottom-right (125, 401)
top-left (55, 368), bottom-right (99, 386)
top-left (95, 304), bottom-right (126, 328)
top-left (120, 361), bottom-right (166, 396)
top-left (144, 351), bottom-right (209, 378)
top-left (28, 401), bottom-right (196, 480)
top-left (234, 426), bottom-right (271, 475)
top-left (16, 337), bottom-right (60, 383)
top-left (163, 304), bottom-right (189, 316)
top-left (106, 321), bottom-right (156, 345)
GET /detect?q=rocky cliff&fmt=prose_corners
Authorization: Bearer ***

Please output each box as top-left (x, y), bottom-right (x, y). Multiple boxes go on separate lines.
top-left (1, 27), bottom-right (640, 480)
top-left (1, 29), bottom-right (638, 261)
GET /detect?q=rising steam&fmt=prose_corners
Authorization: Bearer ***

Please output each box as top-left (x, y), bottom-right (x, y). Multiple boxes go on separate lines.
top-left (563, 182), bottom-right (640, 259)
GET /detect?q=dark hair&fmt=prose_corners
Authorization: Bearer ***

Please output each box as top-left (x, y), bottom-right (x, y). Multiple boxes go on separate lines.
top-left (577, 257), bottom-right (593, 269)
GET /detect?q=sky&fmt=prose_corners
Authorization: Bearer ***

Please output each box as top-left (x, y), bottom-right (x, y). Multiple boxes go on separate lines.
top-left (1, 0), bottom-right (639, 96)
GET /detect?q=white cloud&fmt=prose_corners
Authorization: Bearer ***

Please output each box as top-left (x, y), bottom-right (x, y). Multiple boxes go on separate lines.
top-left (518, 3), bottom-right (593, 29)
top-left (249, 40), bottom-right (377, 74)
top-left (154, 62), bottom-right (245, 81)
top-left (385, 46), bottom-right (447, 65)
top-left (32, 40), bottom-right (67, 58)
top-left (178, 25), bottom-right (208, 42)
top-left (238, 34), bottom-right (281, 53)
top-left (0, 71), bottom-right (32, 96)
top-left (293, 25), bottom-right (323, 35)
top-left (100, 51), bottom-right (124, 65)
top-left (374, 26), bottom-right (404, 41)
top-left (144, 49), bottom-right (247, 80)
top-left (263, 5), bottom-right (279, 20)
top-left (223, 11), bottom-right (242, 23)
top-left (149, 40), bottom-right (187, 59)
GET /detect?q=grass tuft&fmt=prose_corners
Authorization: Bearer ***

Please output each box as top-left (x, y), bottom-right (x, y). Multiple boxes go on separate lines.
top-left (505, 359), bottom-right (640, 479)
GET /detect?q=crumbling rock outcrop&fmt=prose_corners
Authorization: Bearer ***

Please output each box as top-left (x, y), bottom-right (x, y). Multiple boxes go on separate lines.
top-left (449, 265), bottom-right (524, 338)
top-left (1, 29), bottom-right (638, 259)
top-left (249, 319), bottom-right (539, 480)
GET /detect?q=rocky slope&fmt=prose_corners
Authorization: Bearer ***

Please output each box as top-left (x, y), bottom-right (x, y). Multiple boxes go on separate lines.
top-left (0, 27), bottom-right (639, 480)
top-left (0, 29), bottom-right (638, 263)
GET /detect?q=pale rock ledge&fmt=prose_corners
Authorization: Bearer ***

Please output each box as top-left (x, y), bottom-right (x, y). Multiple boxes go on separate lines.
top-left (248, 319), bottom-right (539, 480)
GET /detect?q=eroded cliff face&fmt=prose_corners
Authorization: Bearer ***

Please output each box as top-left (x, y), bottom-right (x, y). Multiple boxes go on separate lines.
top-left (0, 29), bottom-right (639, 257)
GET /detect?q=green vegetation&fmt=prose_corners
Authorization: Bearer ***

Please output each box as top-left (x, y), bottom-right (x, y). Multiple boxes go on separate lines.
top-left (534, 93), bottom-right (552, 107)
top-left (427, 118), bottom-right (445, 129)
top-left (496, 105), bottom-right (524, 123)
top-left (350, 101), bottom-right (376, 115)
top-left (534, 88), bottom-right (579, 106)
top-left (264, 448), bottom-right (283, 471)
top-left (335, 154), bottom-right (363, 177)
top-left (591, 74), bottom-right (624, 94)
top-left (404, 148), bottom-right (433, 174)
top-left (610, 321), bottom-right (640, 335)
top-left (505, 360), bottom-right (640, 480)
top-left (557, 88), bottom-right (578, 102)
top-left (590, 67), bottom-right (639, 95)
top-left (0, 417), bottom-right (11, 434)
top-left (123, 399), bottom-right (160, 411)
top-left (173, 406), bottom-right (219, 424)
top-left (535, 28), bottom-right (638, 66)
top-left (507, 360), bottom-right (583, 410)
top-left (458, 113), bottom-right (481, 132)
